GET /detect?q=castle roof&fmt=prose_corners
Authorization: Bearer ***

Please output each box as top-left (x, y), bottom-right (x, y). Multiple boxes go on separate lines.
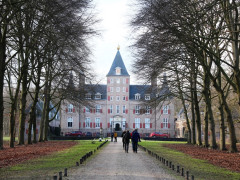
top-left (84, 84), bottom-right (107, 100)
top-left (129, 85), bottom-right (154, 100)
top-left (107, 50), bottom-right (129, 76)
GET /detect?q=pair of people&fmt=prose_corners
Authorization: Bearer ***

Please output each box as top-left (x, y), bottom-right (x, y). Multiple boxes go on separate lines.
top-left (122, 129), bottom-right (140, 153)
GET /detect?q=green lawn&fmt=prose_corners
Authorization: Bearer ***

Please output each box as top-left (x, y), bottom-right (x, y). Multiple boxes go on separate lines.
top-left (139, 141), bottom-right (240, 180)
top-left (0, 140), bottom-right (107, 179)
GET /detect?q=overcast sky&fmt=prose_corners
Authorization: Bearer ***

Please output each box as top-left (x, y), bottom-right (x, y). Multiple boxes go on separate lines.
top-left (91, 0), bottom-right (139, 84)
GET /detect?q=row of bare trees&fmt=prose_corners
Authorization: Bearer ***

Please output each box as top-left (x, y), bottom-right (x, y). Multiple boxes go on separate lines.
top-left (130, 0), bottom-right (240, 152)
top-left (0, 0), bottom-right (97, 149)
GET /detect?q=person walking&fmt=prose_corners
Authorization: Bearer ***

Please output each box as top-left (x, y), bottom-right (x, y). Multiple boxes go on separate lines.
top-left (111, 132), bottom-right (114, 142)
top-left (121, 130), bottom-right (126, 149)
top-left (132, 129), bottom-right (140, 153)
top-left (123, 130), bottom-right (131, 153)
top-left (114, 131), bottom-right (118, 142)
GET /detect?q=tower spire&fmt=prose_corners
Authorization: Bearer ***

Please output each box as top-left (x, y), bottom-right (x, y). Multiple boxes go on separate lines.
top-left (117, 44), bottom-right (120, 51)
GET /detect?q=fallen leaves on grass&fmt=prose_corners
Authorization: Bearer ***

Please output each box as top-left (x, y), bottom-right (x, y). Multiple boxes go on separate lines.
top-left (164, 144), bottom-right (240, 172)
top-left (0, 141), bottom-right (77, 168)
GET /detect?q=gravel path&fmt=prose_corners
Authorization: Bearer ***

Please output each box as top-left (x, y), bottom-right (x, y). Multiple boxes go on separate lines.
top-left (64, 138), bottom-right (180, 180)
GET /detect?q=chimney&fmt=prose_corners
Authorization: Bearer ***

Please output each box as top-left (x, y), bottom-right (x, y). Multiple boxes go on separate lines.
top-left (78, 72), bottom-right (85, 89)
top-left (151, 73), bottom-right (158, 90)
top-left (67, 72), bottom-right (74, 89)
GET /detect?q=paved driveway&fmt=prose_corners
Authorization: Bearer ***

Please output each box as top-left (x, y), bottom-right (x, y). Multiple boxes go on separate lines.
top-left (64, 138), bottom-right (180, 180)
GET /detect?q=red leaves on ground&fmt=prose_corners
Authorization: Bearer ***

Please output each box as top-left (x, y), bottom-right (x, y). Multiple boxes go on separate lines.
top-left (0, 141), bottom-right (77, 168)
top-left (164, 144), bottom-right (240, 172)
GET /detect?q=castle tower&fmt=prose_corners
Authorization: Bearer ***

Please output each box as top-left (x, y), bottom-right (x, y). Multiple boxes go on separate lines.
top-left (106, 46), bottom-right (130, 132)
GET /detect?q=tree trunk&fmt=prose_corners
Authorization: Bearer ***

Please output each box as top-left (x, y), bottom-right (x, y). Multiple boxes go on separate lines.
top-left (33, 114), bottom-right (37, 143)
top-left (28, 80), bottom-right (41, 144)
top-left (193, 88), bottom-right (202, 146)
top-left (43, 81), bottom-right (50, 141)
top-left (202, 69), bottom-right (217, 149)
top-left (28, 107), bottom-right (34, 144)
top-left (176, 69), bottom-right (191, 143)
top-left (9, 81), bottom-right (21, 148)
top-left (190, 76), bottom-right (196, 144)
top-left (218, 96), bottom-right (226, 151)
top-left (0, 39), bottom-right (6, 149)
top-left (39, 88), bottom-right (46, 142)
top-left (218, 91), bottom-right (237, 152)
top-left (0, 4), bottom-right (8, 148)
top-left (29, 86), bottom-right (41, 144)
top-left (203, 105), bottom-right (209, 147)
top-left (18, 72), bottom-right (28, 145)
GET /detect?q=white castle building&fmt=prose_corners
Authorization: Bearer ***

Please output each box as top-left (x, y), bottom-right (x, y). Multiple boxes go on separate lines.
top-left (60, 48), bottom-right (176, 137)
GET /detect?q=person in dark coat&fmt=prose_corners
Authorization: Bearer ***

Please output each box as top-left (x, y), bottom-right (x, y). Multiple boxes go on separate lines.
top-left (111, 132), bottom-right (114, 142)
top-left (121, 130), bottom-right (126, 149)
top-left (132, 129), bottom-right (141, 153)
top-left (123, 130), bottom-right (131, 153)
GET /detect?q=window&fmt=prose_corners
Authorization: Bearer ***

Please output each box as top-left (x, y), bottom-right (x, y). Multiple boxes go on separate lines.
top-left (85, 117), bottom-right (90, 128)
top-left (123, 105), bottom-right (126, 114)
top-left (135, 105), bottom-right (140, 114)
top-left (95, 93), bottom-right (101, 99)
top-left (145, 118), bottom-right (150, 128)
top-left (95, 118), bottom-right (100, 128)
top-left (163, 105), bottom-right (169, 114)
top-left (145, 106), bottom-right (150, 114)
top-left (110, 78), bottom-right (114, 84)
top-left (122, 118), bottom-right (126, 128)
top-left (85, 94), bottom-right (91, 99)
top-left (85, 107), bottom-right (90, 113)
top-left (123, 96), bottom-right (126, 101)
top-left (116, 105), bottom-right (120, 114)
top-left (110, 118), bottom-right (113, 127)
top-left (96, 105), bottom-right (101, 113)
top-left (67, 117), bottom-right (73, 127)
top-left (123, 78), bottom-right (126, 84)
top-left (68, 104), bottom-right (73, 113)
top-left (116, 67), bottom-right (121, 75)
top-left (116, 87), bottom-right (120, 92)
top-left (145, 95), bottom-right (150, 100)
top-left (110, 96), bottom-right (114, 101)
top-left (163, 118), bottom-right (168, 128)
top-left (135, 118), bottom-right (140, 128)
top-left (110, 87), bottom-right (113, 92)
top-left (123, 87), bottom-right (126, 92)
top-left (116, 96), bottom-right (120, 101)
top-left (135, 93), bottom-right (141, 100)
top-left (116, 78), bottom-right (120, 84)
top-left (122, 121), bottom-right (126, 128)
top-left (110, 105), bottom-right (113, 114)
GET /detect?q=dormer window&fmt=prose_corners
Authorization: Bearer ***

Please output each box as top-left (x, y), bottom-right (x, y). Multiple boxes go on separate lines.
top-left (116, 67), bottom-right (121, 75)
top-left (95, 93), bottom-right (101, 99)
top-left (145, 94), bottom-right (150, 100)
top-left (135, 93), bottom-right (141, 100)
top-left (85, 93), bottom-right (91, 99)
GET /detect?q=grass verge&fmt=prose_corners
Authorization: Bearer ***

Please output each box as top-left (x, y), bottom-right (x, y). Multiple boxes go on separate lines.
top-left (139, 140), bottom-right (240, 180)
top-left (0, 140), bottom-right (107, 179)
